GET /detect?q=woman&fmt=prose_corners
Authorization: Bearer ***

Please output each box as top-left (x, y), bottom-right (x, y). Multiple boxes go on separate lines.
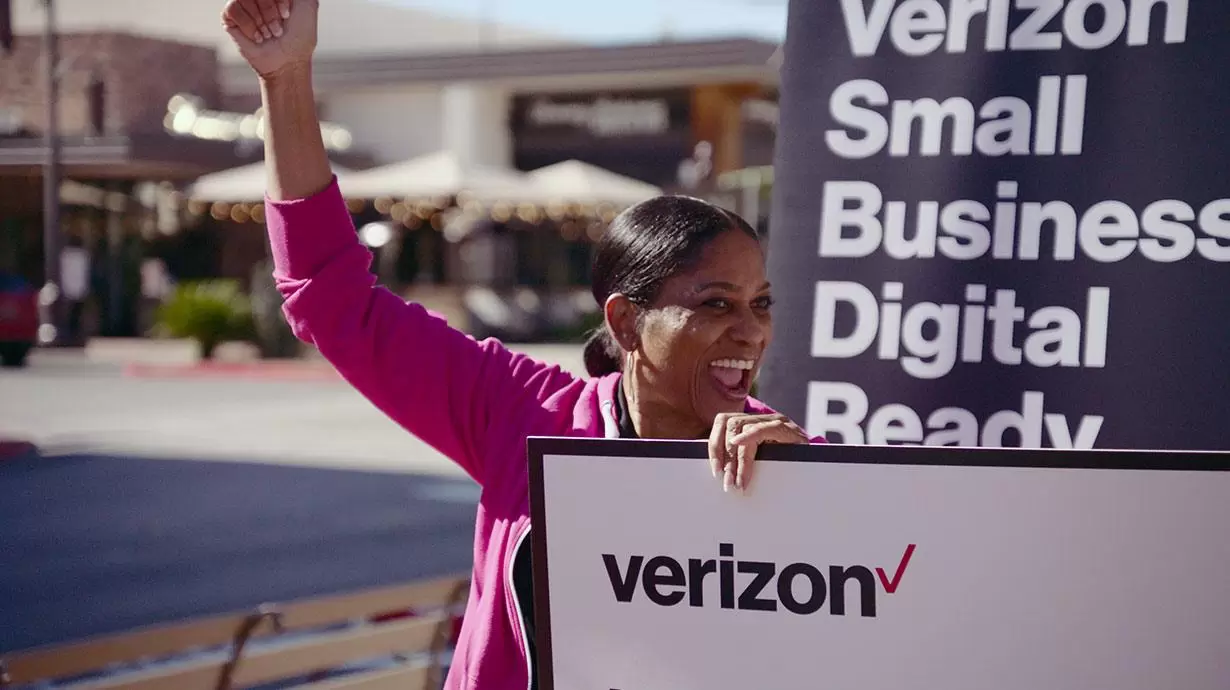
top-left (221, 1), bottom-right (825, 687)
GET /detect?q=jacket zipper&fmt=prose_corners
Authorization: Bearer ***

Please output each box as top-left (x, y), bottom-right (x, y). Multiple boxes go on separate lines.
top-left (506, 386), bottom-right (621, 688)
top-left (507, 522), bottom-right (533, 690)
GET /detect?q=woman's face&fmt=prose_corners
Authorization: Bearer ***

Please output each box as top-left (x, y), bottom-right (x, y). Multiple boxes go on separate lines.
top-left (629, 228), bottom-right (774, 434)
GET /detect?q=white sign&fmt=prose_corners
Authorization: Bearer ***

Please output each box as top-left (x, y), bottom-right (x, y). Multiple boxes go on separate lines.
top-left (0, 107), bottom-right (24, 135)
top-left (528, 439), bottom-right (1230, 690)
top-left (60, 247), bottom-right (90, 301)
top-left (527, 96), bottom-right (670, 137)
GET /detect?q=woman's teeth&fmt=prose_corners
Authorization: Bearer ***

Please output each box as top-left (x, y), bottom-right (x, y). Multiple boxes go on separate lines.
top-left (710, 359), bottom-right (754, 391)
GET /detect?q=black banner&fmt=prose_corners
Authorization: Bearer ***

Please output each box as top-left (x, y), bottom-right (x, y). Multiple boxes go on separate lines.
top-left (762, 0), bottom-right (1230, 450)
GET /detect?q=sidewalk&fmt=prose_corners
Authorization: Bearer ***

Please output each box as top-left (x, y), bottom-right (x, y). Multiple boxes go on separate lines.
top-left (84, 337), bottom-right (341, 381)
top-left (122, 359), bottom-right (340, 381)
top-left (71, 337), bottom-right (585, 381)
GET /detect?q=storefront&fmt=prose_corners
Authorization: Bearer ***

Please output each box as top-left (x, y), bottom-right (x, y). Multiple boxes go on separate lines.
top-left (3, 22), bottom-right (782, 343)
top-left (0, 26), bottom-right (380, 340)
top-left (509, 87), bottom-right (695, 189)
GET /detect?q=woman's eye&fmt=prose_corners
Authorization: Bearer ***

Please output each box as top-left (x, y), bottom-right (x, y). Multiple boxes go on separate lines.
top-left (754, 296), bottom-right (774, 310)
top-left (704, 299), bottom-right (730, 309)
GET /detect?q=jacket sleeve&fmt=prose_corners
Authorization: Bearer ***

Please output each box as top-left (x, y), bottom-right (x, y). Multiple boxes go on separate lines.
top-left (264, 176), bottom-right (579, 485)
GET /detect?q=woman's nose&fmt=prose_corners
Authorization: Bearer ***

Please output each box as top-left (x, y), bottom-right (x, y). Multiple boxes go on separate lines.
top-left (729, 307), bottom-right (767, 345)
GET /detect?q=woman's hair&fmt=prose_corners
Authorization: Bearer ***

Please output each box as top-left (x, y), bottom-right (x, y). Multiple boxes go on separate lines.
top-left (582, 195), bottom-right (760, 377)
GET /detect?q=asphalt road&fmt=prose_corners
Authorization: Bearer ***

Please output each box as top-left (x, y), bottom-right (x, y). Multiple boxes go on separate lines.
top-left (0, 450), bottom-right (479, 653)
top-left (0, 345), bottom-right (585, 654)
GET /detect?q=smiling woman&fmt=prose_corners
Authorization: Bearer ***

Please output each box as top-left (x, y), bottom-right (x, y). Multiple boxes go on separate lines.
top-left (585, 195), bottom-right (776, 441)
top-left (219, 0), bottom-right (822, 688)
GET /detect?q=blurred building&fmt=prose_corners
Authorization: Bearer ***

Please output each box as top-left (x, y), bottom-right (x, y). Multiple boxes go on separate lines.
top-left (0, 0), bottom-right (780, 342)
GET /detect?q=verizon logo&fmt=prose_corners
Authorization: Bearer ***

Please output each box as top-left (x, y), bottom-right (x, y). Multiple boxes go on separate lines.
top-left (602, 543), bottom-right (915, 618)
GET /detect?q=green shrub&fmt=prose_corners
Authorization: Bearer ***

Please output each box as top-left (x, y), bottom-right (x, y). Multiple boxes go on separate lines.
top-left (249, 259), bottom-right (299, 359)
top-left (152, 280), bottom-right (255, 360)
top-left (549, 309), bottom-right (605, 343)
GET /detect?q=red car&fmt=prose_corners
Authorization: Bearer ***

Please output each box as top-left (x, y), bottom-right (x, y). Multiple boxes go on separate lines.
top-left (0, 272), bottom-right (38, 367)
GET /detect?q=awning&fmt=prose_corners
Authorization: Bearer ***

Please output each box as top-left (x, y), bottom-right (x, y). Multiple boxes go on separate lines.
top-left (185, 160), bottom-right (359, 202)
top-left (525, 159), bottom-right (662, 207)
top-left (0, 134), bottom-right (265, 180)
top-left (340, 150), bottom-right (536, 202)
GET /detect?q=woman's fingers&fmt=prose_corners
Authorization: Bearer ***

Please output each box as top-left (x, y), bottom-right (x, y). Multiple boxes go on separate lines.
top-left (729, 417), bottom-right (809, 492)
top-left (708, 413), bottom-right (733, 479)
top-left (731, 440), bottom-right (749, 492)
top-left (223, 0), bottom-right (264, 44)
top-left (730, 415), bottom-right (805, 444)
top-left (253, 0), bottom-right (285, 37)
top-left (728, 420), bottom-right (766, 491)
top-left (711, 413), bottom-right (809, 493)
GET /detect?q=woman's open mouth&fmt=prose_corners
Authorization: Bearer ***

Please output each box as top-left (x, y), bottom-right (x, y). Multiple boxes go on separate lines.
top-left (709, 358), bottom-right (755, 400)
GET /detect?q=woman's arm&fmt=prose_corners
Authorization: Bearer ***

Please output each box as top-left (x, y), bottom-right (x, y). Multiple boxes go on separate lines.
top-left (260, 62), bottom-right (332, 202)
top-left (222, 0), bottom-right (578, 484)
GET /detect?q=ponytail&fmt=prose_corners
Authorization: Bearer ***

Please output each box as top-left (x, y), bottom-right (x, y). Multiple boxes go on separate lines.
top-left (582, 327), bottom-right (620, 377)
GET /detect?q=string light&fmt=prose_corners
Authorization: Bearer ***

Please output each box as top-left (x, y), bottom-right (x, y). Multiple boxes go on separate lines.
top-left (597, 203), bottom-right (617, 224)
top-left (586, 220), bottom-right (605, 242)
top-left (516, 203), bottom-right (542, 224)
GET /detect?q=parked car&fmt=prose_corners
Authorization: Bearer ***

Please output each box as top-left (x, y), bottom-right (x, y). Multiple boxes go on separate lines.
top-left (0, 272), bottom-right (38, 367)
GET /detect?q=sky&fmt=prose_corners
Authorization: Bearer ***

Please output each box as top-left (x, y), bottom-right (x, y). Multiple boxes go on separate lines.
top-left (382, 0), bottom-right (788, 44)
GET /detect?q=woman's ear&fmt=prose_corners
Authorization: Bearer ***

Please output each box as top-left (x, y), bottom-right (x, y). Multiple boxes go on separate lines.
top-left (603, 293), bottom-right (640, 353)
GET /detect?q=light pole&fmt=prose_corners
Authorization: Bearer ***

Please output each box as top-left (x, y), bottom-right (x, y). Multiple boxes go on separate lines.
top-left (39, 0), bottom-right (65, 346)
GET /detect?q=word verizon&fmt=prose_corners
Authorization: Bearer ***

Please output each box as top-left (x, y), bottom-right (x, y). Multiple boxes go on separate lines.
top-left (602, 543), bottom-right (916, 618)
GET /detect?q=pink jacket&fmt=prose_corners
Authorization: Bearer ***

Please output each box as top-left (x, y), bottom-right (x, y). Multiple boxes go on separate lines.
top-left (265, 177), bottom-right (823, 689)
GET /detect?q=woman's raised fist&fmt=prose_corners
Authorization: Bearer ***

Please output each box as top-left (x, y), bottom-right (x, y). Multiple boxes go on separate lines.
top-left (221, 0), bottom-right (318, 79)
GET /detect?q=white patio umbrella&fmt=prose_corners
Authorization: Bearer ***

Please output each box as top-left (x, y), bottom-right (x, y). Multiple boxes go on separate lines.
top-left (525, 159), bottom-right (662, 207)
top-left (341, 150), bottom-right (536, 201)
top-left (185, 160), bottom-right (359, 202)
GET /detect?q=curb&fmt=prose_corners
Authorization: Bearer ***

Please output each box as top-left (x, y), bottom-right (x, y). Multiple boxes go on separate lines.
top-left (123, 361), bottom-right (340, 381)
top-left (0, 440), bottom-right (37, 460)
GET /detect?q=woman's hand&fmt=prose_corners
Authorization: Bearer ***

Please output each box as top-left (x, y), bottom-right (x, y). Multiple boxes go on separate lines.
top-left (222, 0), bottom-right (318, 79)
top-left (708, 412), bottom-right (809, 493)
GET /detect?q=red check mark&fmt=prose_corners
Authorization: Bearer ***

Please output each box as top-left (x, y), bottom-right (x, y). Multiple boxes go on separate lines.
top-left (875, 544), bottom-right (916, 594)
